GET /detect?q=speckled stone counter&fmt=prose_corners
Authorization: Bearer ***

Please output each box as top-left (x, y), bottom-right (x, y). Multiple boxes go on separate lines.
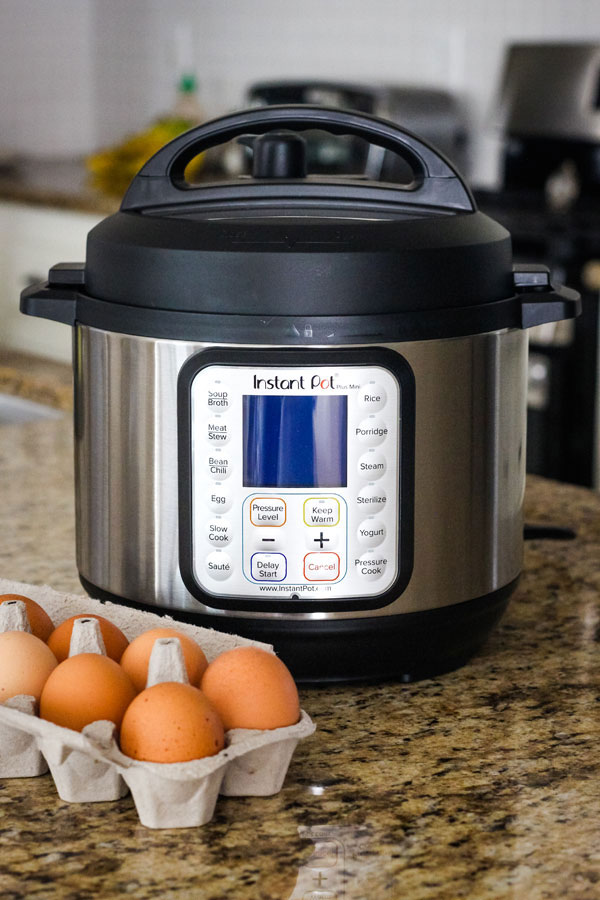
top-left (0, 350), bottom-right (73, 411)
top-left (1, 418), bottom-right (599, 900)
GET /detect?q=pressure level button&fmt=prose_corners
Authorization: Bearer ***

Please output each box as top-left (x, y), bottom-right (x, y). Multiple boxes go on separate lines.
top-left (357, 450), bottom-right (386, 480)
top-left (357, 383), bottom-right (386, 412)
top-left (205, 551), bottom-right (233, 580)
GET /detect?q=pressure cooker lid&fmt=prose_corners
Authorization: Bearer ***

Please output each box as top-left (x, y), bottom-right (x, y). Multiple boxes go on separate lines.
top-left (83, 106), bottom-right (515, 318)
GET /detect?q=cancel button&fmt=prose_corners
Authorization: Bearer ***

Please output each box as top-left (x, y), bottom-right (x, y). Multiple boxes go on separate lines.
top-left (355, 552), bottom-right (387, 581)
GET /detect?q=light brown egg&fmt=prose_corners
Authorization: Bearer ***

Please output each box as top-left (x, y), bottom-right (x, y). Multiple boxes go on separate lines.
top-left (200, 647), bottom-right (300, 731)
top-left (40, 653), bottom-right (136, 731)
top-left (119, 681), bottom-right (225, 763)
top-left (0, 631), bottom-right (58, 702)
top-left (0, 594), bottom-right (54, 642)
top-left (48, 614), bottom-right (129, 662)
top-left (120, 628), bottom-right (208, 692)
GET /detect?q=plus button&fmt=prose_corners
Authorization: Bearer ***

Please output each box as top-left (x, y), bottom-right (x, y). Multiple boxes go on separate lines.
top-left (314, 531), bottom-right (330, 549)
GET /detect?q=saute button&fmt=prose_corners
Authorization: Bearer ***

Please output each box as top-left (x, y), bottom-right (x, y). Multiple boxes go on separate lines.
top-left (250, 552), bottom-right (287, 581)
top-left (357, 383), bottom-right (386, 412)
top-left (205, 550), bottom-right (233, 580)
top-left (250, 497), bottom-right (286, 526)
top-left (355, 552), bottom-right (387, 581)
top-left (356, 484), bottom-right (387, 513)
top-left (303, 497), bottom-right (340, 527)
top-left (207, 490), bottom-right (232, 513)
top-left (206, 518), bottom-right (232, 547)
top-left (357, 518), bottom-right (386, 547)
top-left (357, 450), bottom-right (386, 480)
top-left (207, 382), bottom-right (231, 411)
top-left (207, 453), bottom-right (232, 481)
top-left (206, 418), bottom-right (230, 446)
top-left (303, 552), bottom-right (340, 581)
top-left (355, 416), bottom-right (388, 446)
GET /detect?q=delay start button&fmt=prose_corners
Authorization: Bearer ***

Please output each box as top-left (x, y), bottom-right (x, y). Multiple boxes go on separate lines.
top-left (250, 552), bottom-right (287, 581)
top-left (355, 552), bottom-right (387, 581)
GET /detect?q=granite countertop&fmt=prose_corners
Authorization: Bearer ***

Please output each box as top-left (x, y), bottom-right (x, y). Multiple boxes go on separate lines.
top-left (0, 350), bottom-right (73, 412)
top-left (0, 157), bottom-right (118, 215)
top-left (1, 417), bottom-right (599, 899)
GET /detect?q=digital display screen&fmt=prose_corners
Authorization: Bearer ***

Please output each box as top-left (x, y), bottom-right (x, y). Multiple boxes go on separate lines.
top-left (243, 395), bottom-right (348, 488)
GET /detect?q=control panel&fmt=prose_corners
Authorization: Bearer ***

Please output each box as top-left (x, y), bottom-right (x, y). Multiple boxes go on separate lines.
top-left (179, 349), bottom-right (413, 610)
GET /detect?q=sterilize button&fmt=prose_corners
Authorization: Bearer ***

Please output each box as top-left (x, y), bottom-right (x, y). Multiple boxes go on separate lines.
top-left (357, 519), bottom-right (386, 547)
top-left (206, 518), bottom-right (232, 547)
top-left (206, 417), bottom-right (230, 446)
top-left (356, 484), bottom-right (387, 513)
top-left (207, 490), bottom-right (232, 513)
top-left (355, 416), bottom-right (388, 446)
top-left (357, 450), bottom-right (386, 480)
top-left (250, 497), bottom-right (286, 526)
top-left (207, 452), bottom-right (231, 481)
top-left (251, 552), bottom-right (287, 581)
top-left (357, 383), bottom-right (387, 412)
top-left (205, 550), bottom-right (233, 580)
top-left (303, 552), bottom-right (340, 581)
top-left (355, 552), bottom-right (387, 581)
top-left (207, 381), bottom-right (231, 411)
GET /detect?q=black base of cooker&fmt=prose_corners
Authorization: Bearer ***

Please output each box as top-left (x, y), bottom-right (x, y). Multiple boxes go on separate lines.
top-left (80, 575), bottom-right (519, 685)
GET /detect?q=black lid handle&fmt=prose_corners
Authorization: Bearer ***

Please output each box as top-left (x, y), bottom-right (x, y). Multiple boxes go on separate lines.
top-left (121, 105), bottom-right (475, 213)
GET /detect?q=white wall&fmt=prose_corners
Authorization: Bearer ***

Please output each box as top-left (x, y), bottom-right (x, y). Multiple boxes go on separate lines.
top-left (1, 0), bottom-right (600, 186)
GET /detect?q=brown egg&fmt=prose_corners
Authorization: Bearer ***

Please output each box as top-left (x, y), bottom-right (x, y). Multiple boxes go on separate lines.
top-left (48, 614), bottom-right (129, 662)
top-left (0, 594), bottom-right (54, 642)
top-left (0, 631), bottom-right (58, 702)
top-left (120, 682), bottom-right (225, 763)
top-left (200, 647), bottom-right (300, 731)
top-left (120, 628), bottom-right (208, 692)
top-left (40, 653), bottom-right (136, 731)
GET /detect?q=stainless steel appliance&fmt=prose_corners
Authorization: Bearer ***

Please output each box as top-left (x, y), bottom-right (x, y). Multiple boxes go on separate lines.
top-left (21, 107), bottom-right (580, 682)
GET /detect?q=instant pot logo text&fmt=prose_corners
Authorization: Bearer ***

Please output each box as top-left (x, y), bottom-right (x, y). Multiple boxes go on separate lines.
top-left (253, 374), bottom-right (359, 391)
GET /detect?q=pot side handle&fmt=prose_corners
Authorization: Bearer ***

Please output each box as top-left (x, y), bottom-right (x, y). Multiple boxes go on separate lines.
top-left (19, 264), bottom-right (84, 325)
top-left (515, 265), bottom-right (581, 328)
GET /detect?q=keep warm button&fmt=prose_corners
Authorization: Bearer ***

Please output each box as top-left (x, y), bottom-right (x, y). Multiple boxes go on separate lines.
top-left (304, 552), bottom-right (340, 581)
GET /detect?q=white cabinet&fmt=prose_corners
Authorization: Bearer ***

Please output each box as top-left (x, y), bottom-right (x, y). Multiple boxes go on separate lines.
top-left (0, 202), bottom-right (103, 363)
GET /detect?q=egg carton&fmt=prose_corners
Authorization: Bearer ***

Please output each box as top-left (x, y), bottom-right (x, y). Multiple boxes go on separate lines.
top-left (0, 577), bottom-right (315, 828)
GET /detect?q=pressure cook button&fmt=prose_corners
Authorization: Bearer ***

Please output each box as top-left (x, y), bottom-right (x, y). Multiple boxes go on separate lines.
top-left (356, 484), bottom-right (387, 513)
top-left (357, 450), bottom-right (386, 480)
top-left (357, 383), bottom-right (387, 412)
top-left (250, 497), bottom-right (286, 526)
top-left (207, 382), bottom-right (231, 411)
top-left (355, 552), bottom-right (387, 581)
top-left (205, 550), bottom-right (233, 580)
top-left (207, 490), bottom-right (232, 513)
top-left (303, 497), bottom-right (340, 527)
top-left (207, 453), bottom-right (232, 481)
top-left (355, 416), bottom-right (388, 446)
top-left (303, 552), bottom-right (340, 581)
top-left (250, 552), bottom-right (287, 581)
top-left (357, 518), bottom-right (386, 547)
top-left (206, 418), bottom-right (230, 446)
top-left (206, 518), bottom-right (232, 547)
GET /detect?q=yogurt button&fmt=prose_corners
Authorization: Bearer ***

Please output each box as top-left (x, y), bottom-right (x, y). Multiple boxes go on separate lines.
top-left (206, 418), bottom-right (230, 446)
top-left (207, 382), bottom-right (231, 411)
top-left (207, 453), bottom-right (232, 481)
top-left (206, 518), bottom-right (232, 546)
top-left (357, 519), bottom-right (386, 547)
top-left (355, 416), bottom-right (388, 446)
top-left (357, 450), bottom-right (386, 480)
top-left (355, 552), bottom-right (387, 581)
top-left (356, 484), bottom-right (387, 513)
top-left (205, 550), bottom-right (233, 580)
top-left (207, 490), bottom-right (232, 513)
top-left (357, 383), bottom-right (387, 412)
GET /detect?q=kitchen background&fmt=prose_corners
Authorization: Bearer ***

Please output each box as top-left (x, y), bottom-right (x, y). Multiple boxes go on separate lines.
top-left (1, 0), bottom-right (600, 487)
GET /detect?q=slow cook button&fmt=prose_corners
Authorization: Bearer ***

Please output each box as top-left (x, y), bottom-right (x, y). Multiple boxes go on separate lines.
top-left (207, 453), bottom-right (232, 481)
top-left (206, 418), bottom-right (230, 446)
top-left (355, 552), bottom-right (387, 581)
top-left (355, 416), bottom-right (388, 446)
top-left (207, 381), bottom-right (231, 411)
top-left (250, 497), bottom-right (286, 526)
top-left (250, 552), bottom-right (287, 581)
top-left (206, 518), bottom-right (232, 546)
top-left (207, 490), bottom-right (232, 513)
top-left (356, 518), bottom-right (386, 547)
top-left (356, 484), bottom-right (387, 513)
top-left (205, 550), bottom-right (233, 580)
top-left (357, 449), bottom-right (386, 480)
top-left (303, 552), bottom-right (340, 581)
top-left (357, 382), bottom-right (387, 412)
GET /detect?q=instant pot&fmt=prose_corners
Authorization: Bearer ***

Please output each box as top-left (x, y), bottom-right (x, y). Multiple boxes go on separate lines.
top-left (21, 107), bottom-right (580, 683)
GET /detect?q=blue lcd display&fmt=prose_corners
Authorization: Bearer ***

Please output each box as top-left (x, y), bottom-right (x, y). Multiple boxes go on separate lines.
top-left (243, 395), bottom-right (348, 487)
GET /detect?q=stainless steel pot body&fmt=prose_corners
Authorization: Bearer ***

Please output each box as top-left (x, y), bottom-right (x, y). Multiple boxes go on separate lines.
top-left (74, 325), bottom-right (527, 621)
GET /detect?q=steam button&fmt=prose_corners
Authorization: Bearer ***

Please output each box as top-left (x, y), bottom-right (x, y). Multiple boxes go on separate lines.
top-left (357, 450), bottom-right (386, 480)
